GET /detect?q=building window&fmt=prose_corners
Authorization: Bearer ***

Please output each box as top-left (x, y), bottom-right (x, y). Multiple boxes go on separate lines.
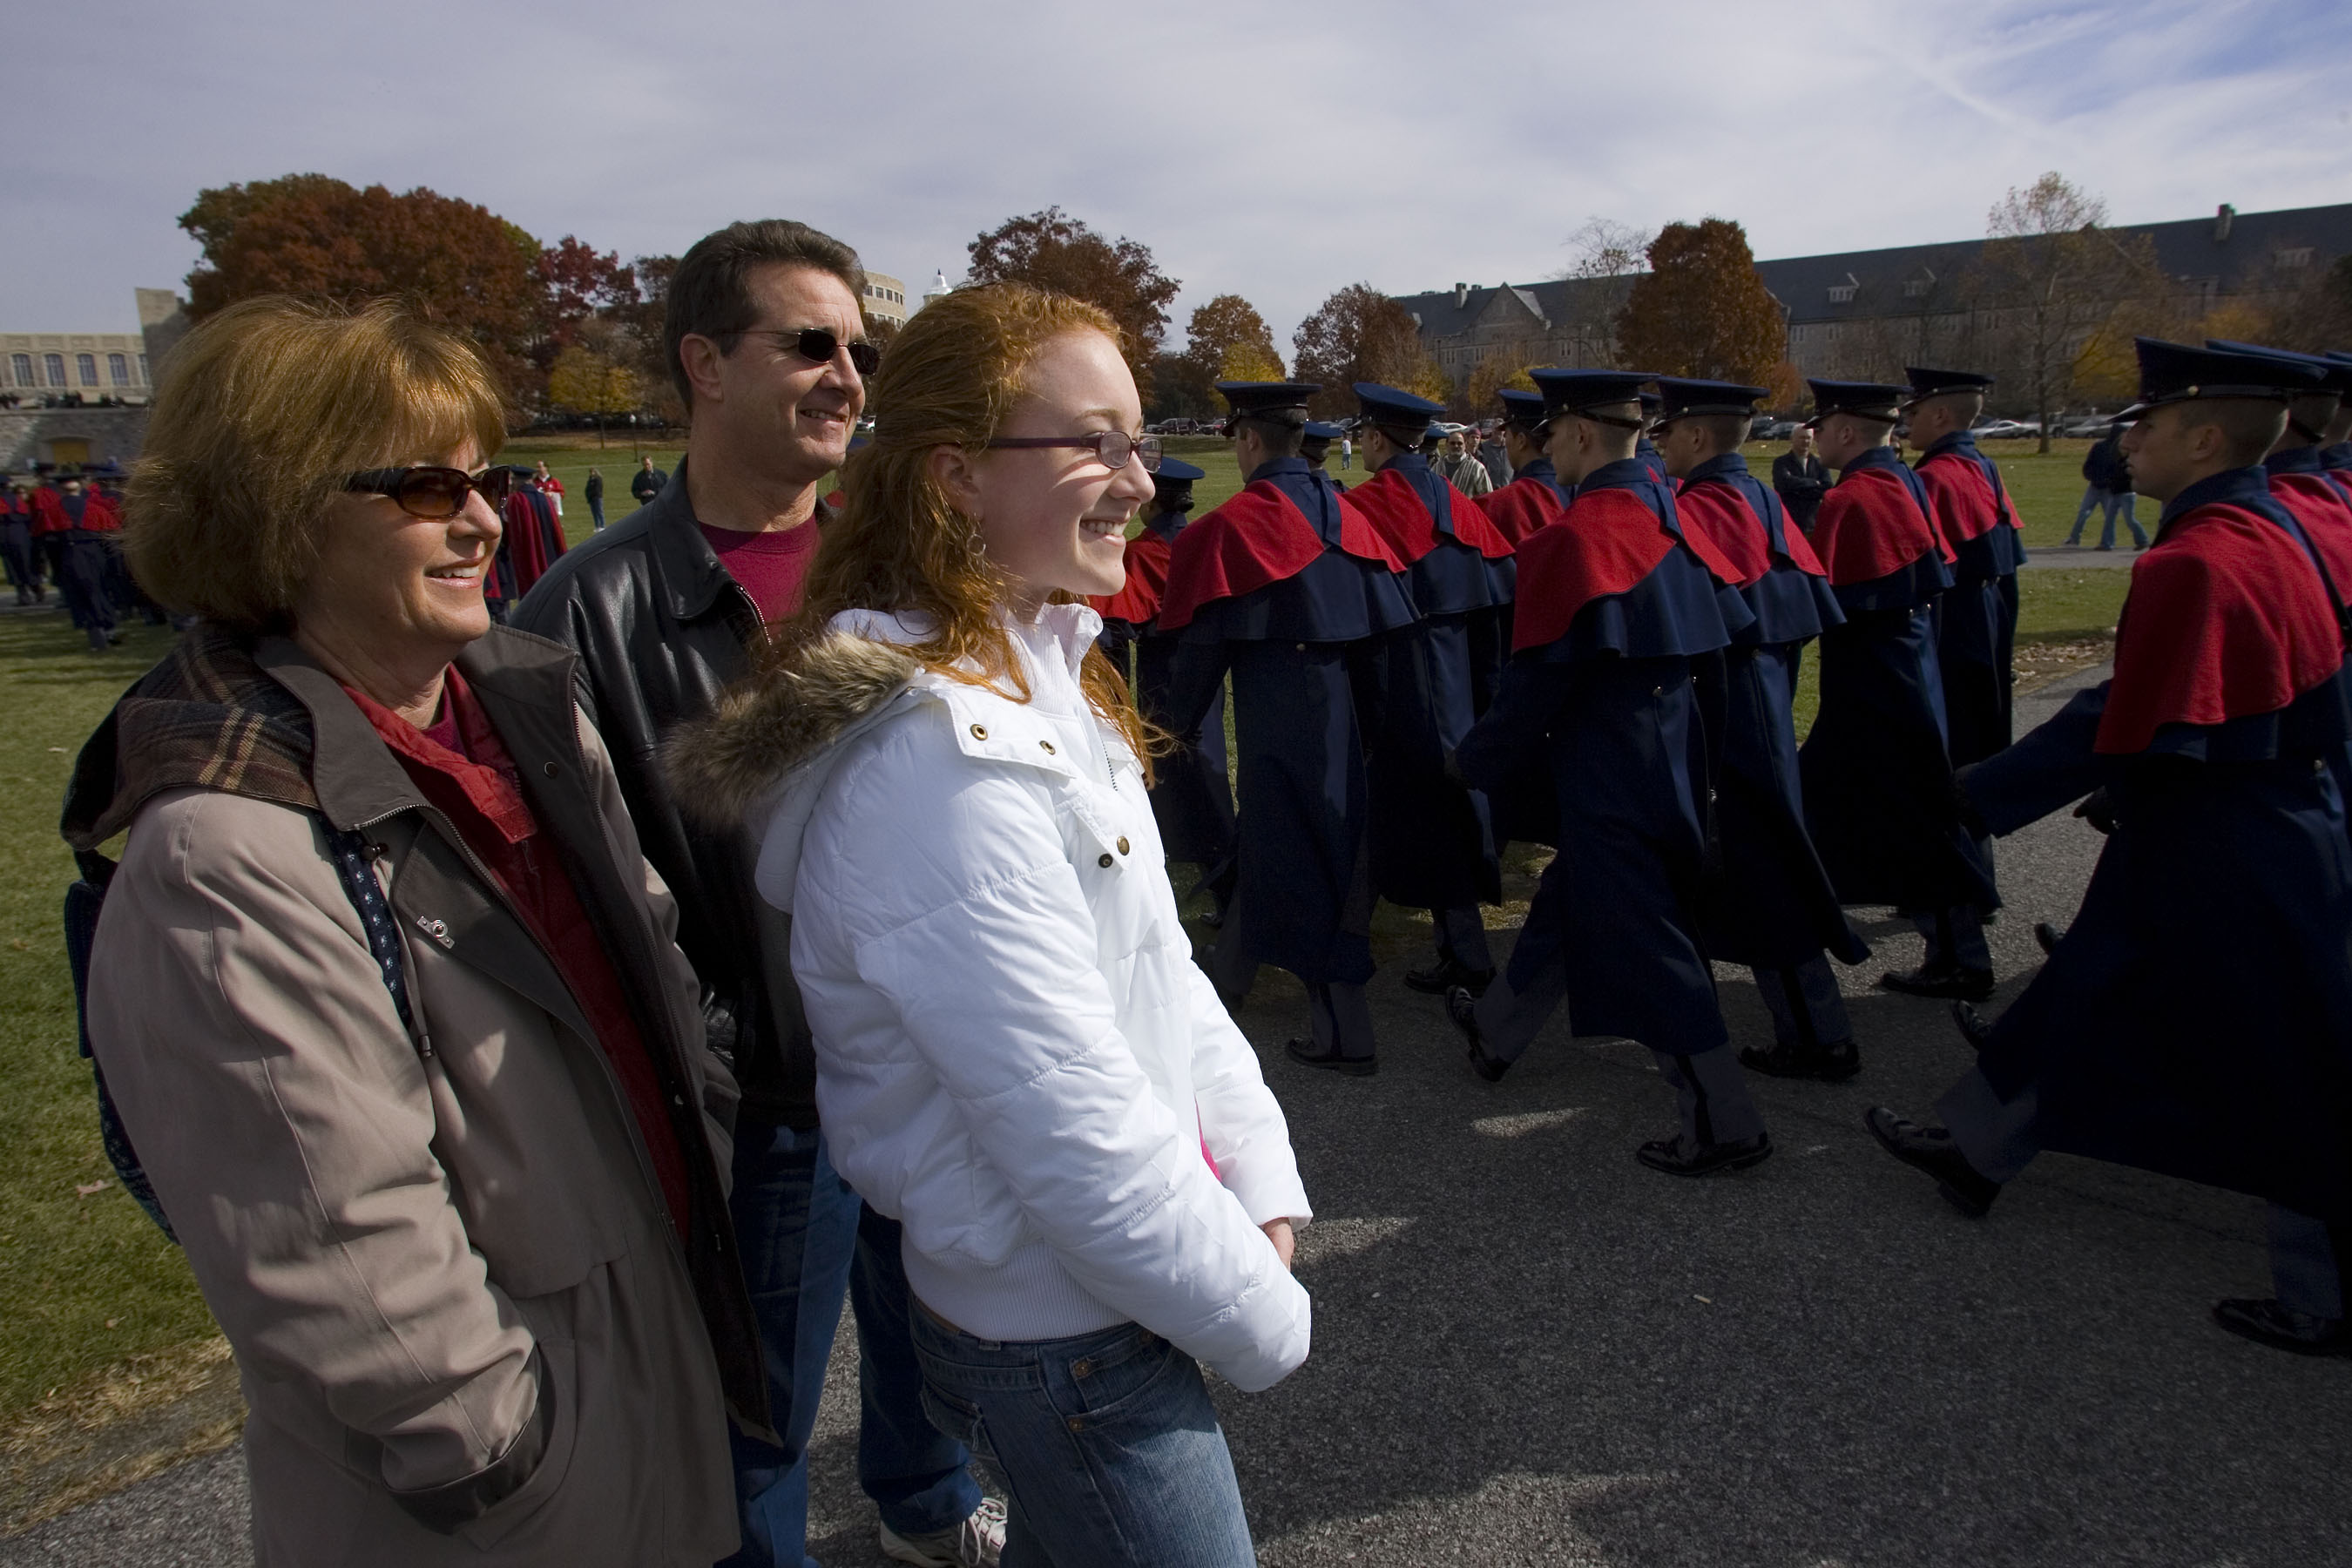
top-left (44, 353), bottom-right (65, 387)
top-left (1903, 279), bottom-right (1930, 298)
top-left (77, 354), bottom-right (98, 386)
top-left (10, 354), bottom-right (29, 388)
top-left (108, 354), bottom-right (129, 387)
top-left (139, 355), bottom-right (150, 383)
top-left (2277, 247), bottom-right (2313, 269)
top-left (1828, 283), bottom-right (1857, 304)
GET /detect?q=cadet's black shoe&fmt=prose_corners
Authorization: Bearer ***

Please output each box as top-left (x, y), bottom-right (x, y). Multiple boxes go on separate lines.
top-left (1404, 957), bottom-right (1495, 997)
top-left (2212, 1297), bottom-right (2352, 1357)
top-left (1284, 1038), bottom-right (1375, 1077)
top-left (1444, 986), bottom-right (1510, 1082)
top-left (2033, 922), bottom-right (2063, 956)
top-left (1877, 961), bottom-right (1995, 1002)
top-left (1635, 1131), bottom-right (1774, 1177)
top-left (1864, 1105), bottom-right (2002, 1216)
top-left (1739, 1037), bottom-right (1861, 1083)
top-left (1950, 1001), bottom-right (1991, 1051)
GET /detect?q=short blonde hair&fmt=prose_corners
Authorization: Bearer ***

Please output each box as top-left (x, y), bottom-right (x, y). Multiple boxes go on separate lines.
top-left (125, 296), bottom-right (507, 632)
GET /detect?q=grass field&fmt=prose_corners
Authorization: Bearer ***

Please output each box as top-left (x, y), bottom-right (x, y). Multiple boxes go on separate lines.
top-left (0, 434), bottom-right (2130, 1517)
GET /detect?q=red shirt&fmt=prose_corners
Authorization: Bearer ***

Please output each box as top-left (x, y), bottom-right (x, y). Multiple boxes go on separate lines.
top-left (346, 669), bottom-right (693, 1234)
top-left (701, 519), bottom-right (821, 624)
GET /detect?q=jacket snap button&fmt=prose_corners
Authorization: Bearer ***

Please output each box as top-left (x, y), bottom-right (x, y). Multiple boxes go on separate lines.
top-left (1116, 837), bottom-right (1130, 855)
top-left (542, 760), bottom-right (560, 777)
top-left (970, 724), bottom-right (988, 741)
top-left (1098, 853), bottom-right (1114, 868)
top-left (1039, 740), bottom-right (1056, 754)
top-left (1072, 1358), bottom-right (1092, 1377)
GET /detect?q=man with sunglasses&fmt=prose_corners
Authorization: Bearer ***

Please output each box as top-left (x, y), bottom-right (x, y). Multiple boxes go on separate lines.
top-left (516, 220), bottom-right (1001, 1568)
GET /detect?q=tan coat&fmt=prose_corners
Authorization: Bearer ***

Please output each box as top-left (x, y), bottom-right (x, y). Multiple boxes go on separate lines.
top-left (77, 629), bottom-right (754, 1566)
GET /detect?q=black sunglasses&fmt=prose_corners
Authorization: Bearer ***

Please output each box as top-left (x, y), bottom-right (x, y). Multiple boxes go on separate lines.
top-left (344, 465), bottom-right (514, 519)
top-left (982, 431), bottom-right (1163, 473)
top-left (731, 325), bottom-right (882, 376)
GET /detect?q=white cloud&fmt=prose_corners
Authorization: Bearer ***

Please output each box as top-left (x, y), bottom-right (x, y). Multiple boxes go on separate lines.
top-left (4, 0), bottom-right (2346, 355)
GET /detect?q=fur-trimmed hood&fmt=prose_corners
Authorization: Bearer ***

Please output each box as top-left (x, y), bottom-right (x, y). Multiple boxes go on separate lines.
top-left (663, 624), bottom-right (923, 833)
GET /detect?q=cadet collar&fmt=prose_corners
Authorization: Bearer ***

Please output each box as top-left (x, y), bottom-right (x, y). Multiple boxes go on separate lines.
top-left (1574, 456), bottom-right (1652, 494)
top-left (2264, 445), bottom-right (2325, 477)
top-left (1378, 451), bottom-right (1432, 476)
top-left (1514, 455), bottom-right (1558, 483)
top-left (1920, 430), bottom-right (1982, 463)
top-left (1144, 506), bottom-right (1188, 541)
top-left (1686, 452), bottom-right (1752, 485)
top-left (2158, 465), bottom-right (2277, 531)
top-left (1840, 443), bottom-right (1909, 479)
top-left (1247, 455), bottom-right (1313, 484)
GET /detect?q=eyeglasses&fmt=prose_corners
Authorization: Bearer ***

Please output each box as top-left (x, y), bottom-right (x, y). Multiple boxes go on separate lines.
top-left (343, 465), bottom-right (514, 519)
top-left (730, 326), bottom-right (882, 376)
top-left (982, 431), bottom-right (1162, 473)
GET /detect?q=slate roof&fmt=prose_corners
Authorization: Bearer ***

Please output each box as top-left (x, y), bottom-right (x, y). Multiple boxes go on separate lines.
top-left (1396, 201), bottom-right (2352, 336)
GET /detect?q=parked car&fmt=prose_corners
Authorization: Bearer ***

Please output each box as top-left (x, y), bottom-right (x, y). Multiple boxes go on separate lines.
top-left (1970, 419), bottom-right (2041, 441)
top-left (2058, 414), bottom-right (2118, 437)
top-left (1751, 416), bottom-right (1796, 441)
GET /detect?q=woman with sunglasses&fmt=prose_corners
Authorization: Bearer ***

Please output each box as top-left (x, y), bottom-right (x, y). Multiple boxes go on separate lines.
top-left (65, 296), bottom-right (762, 1565)
top-left (671, 283), bottom-right (1314, 1567)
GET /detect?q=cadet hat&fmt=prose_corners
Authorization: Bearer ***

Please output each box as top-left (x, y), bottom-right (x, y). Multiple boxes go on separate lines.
top-left (1804, 379), bottom-right (1909, 427)
top-left (1638, 389), bottom-right (1662, 419)
top-left (1530, 368), bottom-right (1652, 429)
top-left (1903, 367), bottom-right (1996, 404)
top-left (1218, 381), bottom-right (1318, 423)
top-left (1353, 382), bottom-right (1446, 432)
top-left (2204, 339), bottom-right (2352, 398)
top-left (2119, 337), bottom-right (2322, 420)
top-left (1652, 376), bottom-right (1768, 424)
top-left (1152, 456), bottom-right (1206, 510)
top-left (1496, 388), bottom-right (1549, 430)
top-left (1302, 420), bottom-right (1344, 443)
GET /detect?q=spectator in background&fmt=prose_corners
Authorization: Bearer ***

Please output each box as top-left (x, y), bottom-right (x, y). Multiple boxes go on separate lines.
top-left (1340, 428), bottom-right (1354, 470)
top-left (1772, 422), bottom-right (1830, 532)
top-left (632, 453), bottom-right (669, 508)
top-left (533, 460), bottom-right (564, 519)
top-left (2065, 422), bottom-right (2148, 550)
top-left (585, 465), bottom-right (606, 531)
top-left (1477, 423), bottom-right (1510, 486)
top-left (1442, 430), bottom-right (1496, 497)
top-left (513, 219), bottom-right (1001, 1568)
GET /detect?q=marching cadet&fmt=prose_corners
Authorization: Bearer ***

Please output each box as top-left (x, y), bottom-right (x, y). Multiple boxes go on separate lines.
top-left (1799, 380), bottom-right (1997, 999)
top-left (1348, 382), bottom-right (1517, 995)
top-left (1092, 458), bottom-right (1238, 924)
top-left (1300, 419), bottom-right (1346, 490)
top-left (1634, 388), bottom-right (1671, 485)
top-left (1159, 381), bottom-right (1419, 1073)
top-left (1906, 367), bottom-right (2026, 767)
top-left (1, 477), bottom-right (40, 605)
top-left (44, 470), bottom-right (123, 649)
top-left (1657, 376), bottom-right (1870, 1080)
top-left (1477, 389), bottom-right (1570, 544)
top-left (1448, 368), bottom-right (1773, 1176)
top-left (1869, 340), bottom-right (2352, 1356)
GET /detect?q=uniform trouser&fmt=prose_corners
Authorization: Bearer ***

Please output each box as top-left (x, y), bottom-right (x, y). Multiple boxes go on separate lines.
top-left (1, 527), bottom-right (37, 597)
top-left (1913, 906), bottom-right (1992, 971)
top-left (1753, 953), bottom-right (1853, 1046)
top-left (1210, 885), bottom-right (1376, 1060)
top-left (1471, 963), bottom-right (1765, 1147)
top-left (1940, 1067), bottom-right (2350, 1317)
top-left (1431, 905), bottom-right (1493, 973)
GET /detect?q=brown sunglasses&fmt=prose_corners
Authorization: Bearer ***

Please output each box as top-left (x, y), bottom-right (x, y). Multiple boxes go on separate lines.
top-left (344, 465), bottom-right (515, 519)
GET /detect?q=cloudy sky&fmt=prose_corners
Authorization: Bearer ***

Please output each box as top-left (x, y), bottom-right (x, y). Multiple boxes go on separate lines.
top-left (10, 0), bottom-right (2348, 351)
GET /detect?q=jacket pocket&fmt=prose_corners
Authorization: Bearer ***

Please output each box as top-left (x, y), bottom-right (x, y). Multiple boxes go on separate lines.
top-left (453, 1337), bottom-right (580, 1551)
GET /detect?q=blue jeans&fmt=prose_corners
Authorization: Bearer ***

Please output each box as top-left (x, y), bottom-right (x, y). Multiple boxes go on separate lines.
top-left (2065, 487), bottom-right (2145, 548)
top-left (587, 496), bottom-right (605, 531)
top-left (911, 1311), bottom-right (1256, 1568)
top-left (852, 1208), bottom-right (984, 1535)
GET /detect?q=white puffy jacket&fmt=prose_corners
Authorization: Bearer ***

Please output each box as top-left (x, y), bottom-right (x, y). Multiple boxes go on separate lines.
top-left (728, 605), bottom-right (1313, 1393)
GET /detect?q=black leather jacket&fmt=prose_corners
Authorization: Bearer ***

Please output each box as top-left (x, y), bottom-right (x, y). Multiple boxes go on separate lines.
top-left (513, 462), bottom-right (816, 1128)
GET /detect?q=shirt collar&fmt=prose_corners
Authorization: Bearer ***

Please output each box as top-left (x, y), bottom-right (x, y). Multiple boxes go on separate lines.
top-left (2159, 465), bottom-right (2277, 531)
top-left (1687, 452), bottom-right (1751, 484)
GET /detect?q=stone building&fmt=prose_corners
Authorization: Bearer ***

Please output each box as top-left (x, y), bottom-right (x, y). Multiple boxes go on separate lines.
top-left (862, 271), bottom-right (910, 328)
top-left (1397, 199), bottom-right (2352, 408)
top-left (0, 331), bottom-right (152, 403)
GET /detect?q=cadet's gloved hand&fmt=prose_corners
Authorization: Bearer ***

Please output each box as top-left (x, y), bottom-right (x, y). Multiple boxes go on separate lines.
top-left (1950, 767), bottom-right (1991, 840)
top-left (2073, 787), bottom-right (2116, 835)
top-left (1441, 749), bottom-right (1469, 789)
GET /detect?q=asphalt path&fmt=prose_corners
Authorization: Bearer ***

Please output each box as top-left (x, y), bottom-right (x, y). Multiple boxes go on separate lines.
top-left (9, 663), bottom-right (2349, 1567)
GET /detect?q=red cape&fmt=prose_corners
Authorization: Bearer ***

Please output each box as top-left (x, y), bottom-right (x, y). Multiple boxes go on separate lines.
top-left (1811, 466), bottom-right (1953, 587)
top-left (1676, 479), bottom-right (1829, 589)
top-left (1477, 475), bottom-right (1568, 546)
top-left (2271, 473), bottom-right (2352, 603)
top-left (1512, 486), bottom-right (1703, 652)
top-left (2098, 503), bottom-right (2345, 755)
top-left (1156, 482), bottom-right (1403, 632)
top-left (1916, 449), bottom-right (2017, 550)
top-left (28, 488), bottom-right (67, 534)
top-left (1091, 527), bottom-right (1173, 625)
top-left (81, 493), bottom-right (122, 533)
top-left (1348, 467), bottom-right (1516, 565)
top-left (501, 490), bottom-right (566, 598)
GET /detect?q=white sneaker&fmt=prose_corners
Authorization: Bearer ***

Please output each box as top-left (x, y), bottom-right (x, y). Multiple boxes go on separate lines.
top-left (878, 1497), bottom-right (1007, 1567)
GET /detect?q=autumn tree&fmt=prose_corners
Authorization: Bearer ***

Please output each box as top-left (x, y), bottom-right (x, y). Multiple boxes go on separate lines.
top-left (1184, 294), bottom-right (1284, 386)
top-left (1616, 220), bottom-right (1786, 387)
top-left (1463, 348), bottom-right (1538, 413)
top-left (537, 236), bottom-right (636, 350)
top-left (1965, 173), bottom-right (2165, 451)
top-left (1291, 284), bottom-right (1443, 416)
top-left (547, 342), bottom-right (641, 447)
top-left (1550, 216), bottom-right (1653, 363)
top-left (964, 207), bottom-right (1179, 394)
top-left (179, 174), bottom-right (544, 398)
top-left (1146, 352), bottom-right (1217, 423)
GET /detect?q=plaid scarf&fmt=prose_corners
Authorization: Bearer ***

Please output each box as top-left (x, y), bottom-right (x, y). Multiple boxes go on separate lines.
top-left (63, 628), bottom-right (317, 852)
